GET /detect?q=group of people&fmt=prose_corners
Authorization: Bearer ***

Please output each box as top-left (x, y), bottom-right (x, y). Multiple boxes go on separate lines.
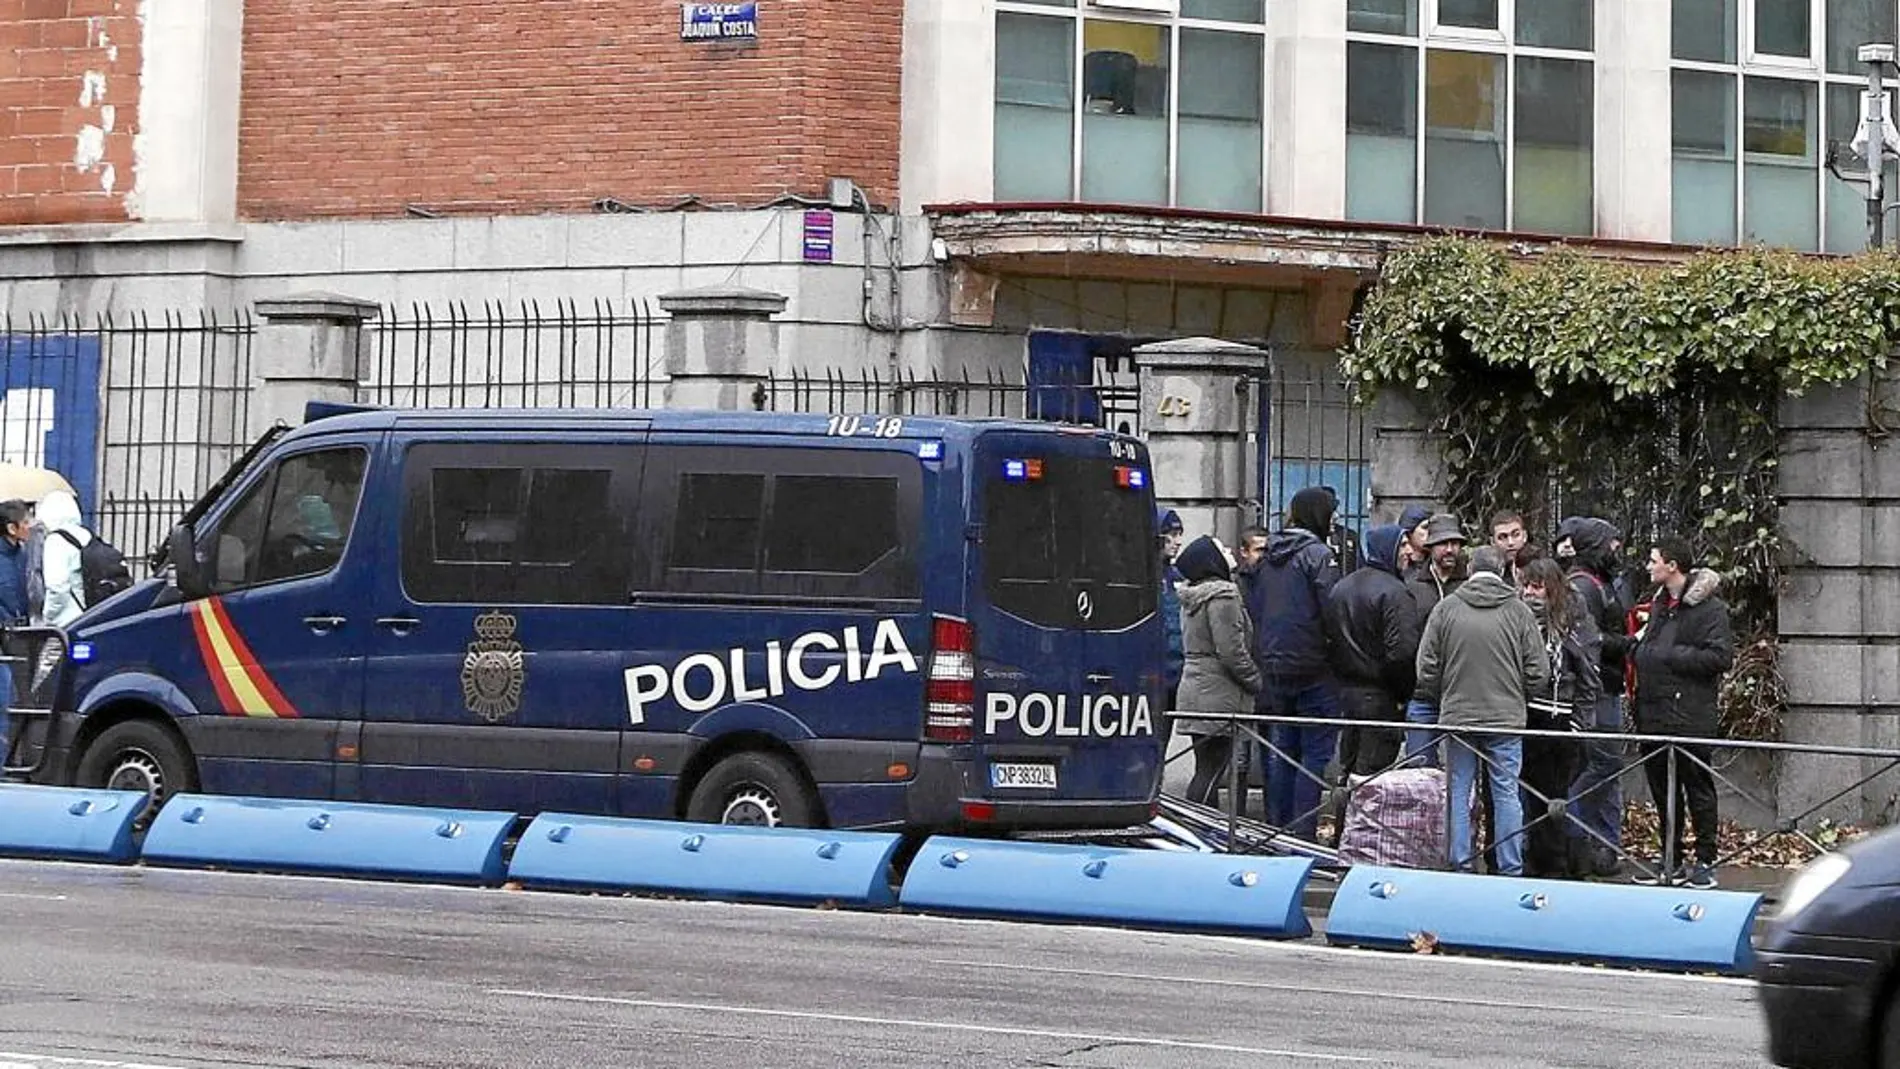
top-left (1158, 492), bottom-right (1736, 889)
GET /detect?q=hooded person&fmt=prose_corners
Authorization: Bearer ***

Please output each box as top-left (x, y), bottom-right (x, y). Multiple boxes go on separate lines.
top-left (1321, 524), bottom-right (1422, 776)
top-left (1559, 515), bottom-right (1635, 875)
top-left (1245, 486), bottom-right (1343, 842)
top-left (1173, 535), bottom-right (1264, 808)
top-left (1414, 545), bottom-right (1549, 875)
top-left (38, 488), bottom-right (91, 628)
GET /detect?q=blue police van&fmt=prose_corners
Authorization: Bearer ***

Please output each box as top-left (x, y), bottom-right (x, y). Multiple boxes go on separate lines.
top-left (19, 405), bottom-right (1165, 832)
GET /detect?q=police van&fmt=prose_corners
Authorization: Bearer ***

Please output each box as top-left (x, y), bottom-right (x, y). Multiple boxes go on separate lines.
top-left (21, 405), bottom-right (1165, 832)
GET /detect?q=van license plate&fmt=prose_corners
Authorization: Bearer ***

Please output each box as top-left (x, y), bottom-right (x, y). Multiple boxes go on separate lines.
top-left (990, 763), bottom-right (1058, 789)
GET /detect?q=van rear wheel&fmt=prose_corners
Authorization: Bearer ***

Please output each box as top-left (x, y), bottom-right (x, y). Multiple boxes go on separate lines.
top-left (686, 752), bottom-right (819, 828)
top-left (74, 719), bottom-right (197, 825)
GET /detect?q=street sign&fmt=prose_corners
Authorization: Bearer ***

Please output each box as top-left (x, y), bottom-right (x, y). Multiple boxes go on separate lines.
top-left (681, 2), bottom-right (759, 41)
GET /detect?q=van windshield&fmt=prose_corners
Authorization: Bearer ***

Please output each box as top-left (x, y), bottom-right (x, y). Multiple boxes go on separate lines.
top-left (982, 453), bottom-right (1156, 630)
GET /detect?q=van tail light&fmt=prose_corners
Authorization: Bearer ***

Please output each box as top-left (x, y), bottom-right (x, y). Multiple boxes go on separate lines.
top-left (924, 614), bottom-right (975, 743)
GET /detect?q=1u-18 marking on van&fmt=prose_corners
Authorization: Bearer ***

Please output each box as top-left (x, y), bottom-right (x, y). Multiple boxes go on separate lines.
top-left (622, 619), bottom-right (920, 725)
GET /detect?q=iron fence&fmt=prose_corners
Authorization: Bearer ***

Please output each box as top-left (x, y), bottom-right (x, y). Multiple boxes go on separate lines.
top-left (362, 299), bottom-right (661, 410)
top-left (1160, 710), bottom-right (1897, 886)
top-left (758, 367), bottom-right (1133, 427)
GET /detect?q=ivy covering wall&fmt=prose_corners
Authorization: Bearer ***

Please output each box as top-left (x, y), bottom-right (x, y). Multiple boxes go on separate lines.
top-left (1342, 236), bottom-right (1900, 738)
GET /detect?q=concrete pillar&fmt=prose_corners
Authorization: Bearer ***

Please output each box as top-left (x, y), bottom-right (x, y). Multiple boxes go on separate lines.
top-left (131, 0), bottom-right (243, 222)
top-left (1133, 337), bottom-right (1270, 545)
top-left (1776, 371), bottom-right (1900, 824)
top-left (1366, 386), bottom-right (1446, 524)
top-left (656, 285), bottom-right (788, 412)
top-left (1594, 0), bottom-right (1673, 241)
top-left (1265, 0), bottom-right (1347, 219)
top-left (250, 293), bottom-right (378, 435)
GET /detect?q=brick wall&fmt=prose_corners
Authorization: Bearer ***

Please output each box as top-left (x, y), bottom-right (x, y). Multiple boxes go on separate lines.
top-left (238, 0), bottom-right (903, 221)
top-left (0, 0), bottom-right (141, 225)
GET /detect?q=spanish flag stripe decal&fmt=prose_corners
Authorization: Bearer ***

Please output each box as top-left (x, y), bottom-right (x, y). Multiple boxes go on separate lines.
top-left (205, 597), bottom-right (299, 718)
top-left (195, 601), bottom-right (275, 716)
top-left (189, 600), bottom-right (244, 716)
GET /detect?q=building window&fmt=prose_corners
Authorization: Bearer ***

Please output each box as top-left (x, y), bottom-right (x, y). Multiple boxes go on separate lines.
top-left (1345, 0), bottom-right (1595, 234)
top-left (1671, 0), bottom-right (1898, 251)
top-left (993, 0), bottom-right (1265, 212)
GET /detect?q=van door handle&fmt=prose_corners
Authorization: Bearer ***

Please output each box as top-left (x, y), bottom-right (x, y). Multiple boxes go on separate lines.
top-left (303, 615), bottom-right (347, 634)
top-left (375, 616), bottom-right (421, 636)
top-left (1086, 672), bottom-right (1115, 685)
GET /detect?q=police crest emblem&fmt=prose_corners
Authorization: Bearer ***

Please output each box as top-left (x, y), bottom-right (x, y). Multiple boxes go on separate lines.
top-left (462, 611), bottom-right (525, 723)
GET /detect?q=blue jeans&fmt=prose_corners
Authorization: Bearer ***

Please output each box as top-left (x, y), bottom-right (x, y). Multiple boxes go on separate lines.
top-left (0, 661), bottom-right (14, 771)
top-left (1448, 734), bottom-right (1525, 876)
top-left (1262, 680), bottom-right (1340, 841)
top-left (1566, 695), bottom-right (1625, 848)
top-left (1403, 698), bottom-right (1440, 768)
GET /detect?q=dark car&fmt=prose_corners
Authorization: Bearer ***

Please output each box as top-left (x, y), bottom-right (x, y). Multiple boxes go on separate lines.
top-left (1758, 825), bottom-right (1900, 1067)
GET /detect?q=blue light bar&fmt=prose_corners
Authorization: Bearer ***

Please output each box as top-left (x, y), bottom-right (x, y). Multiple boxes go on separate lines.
top-left (1003, 459), bottom-right (1027, 480)
top-left (1128, 469), bottom-right (1146, 489)
top-left (70, 641), bottom-right (93, 663)
top-left (918, 440), bottom-right (944, 461)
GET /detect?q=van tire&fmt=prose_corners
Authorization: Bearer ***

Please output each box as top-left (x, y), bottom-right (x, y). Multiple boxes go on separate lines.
top-left (686, 751), bottom-right (819, 828)
top-left (74, 719), bottom-right (197, 824)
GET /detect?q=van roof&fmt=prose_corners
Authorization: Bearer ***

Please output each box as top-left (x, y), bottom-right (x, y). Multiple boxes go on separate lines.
top-left (293, 403), bottom-right (1135, 444)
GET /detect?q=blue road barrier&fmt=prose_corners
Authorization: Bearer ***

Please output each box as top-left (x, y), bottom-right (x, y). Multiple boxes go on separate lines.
top-left (0, 783), bottom-right (147, 862)
top-left (897, 836), bottom-right (1315, 937)
top-left (141, 795), bottom-right (515, 884)
top-left (507, 813), bottom-right (903, 907)
top-left (1324, 865), bottom-right (1763, 973)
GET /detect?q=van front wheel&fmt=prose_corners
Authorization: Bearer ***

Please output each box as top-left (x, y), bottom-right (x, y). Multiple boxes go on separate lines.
top-left (686, 752), bottom-right (819, 828)
top-left (75, 719), bottom-right (198, 822)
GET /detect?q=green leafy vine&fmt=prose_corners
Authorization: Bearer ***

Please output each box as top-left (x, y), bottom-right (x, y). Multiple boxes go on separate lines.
top-left (1343, 236), bottom-right (1900, 739)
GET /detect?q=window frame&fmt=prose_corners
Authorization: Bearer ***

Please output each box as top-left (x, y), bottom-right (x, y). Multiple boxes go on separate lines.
top-left (1670, 0), bottom-right (1895, 250)
top-left (993, 0), bottom-right (1269, 210)
top-left (639, 442), bottom-right (924, 609)
top-left (398, 439), bottom-right (641, 607)
top-left (200, 443), bottom-right (372, 595)
top-left (1344, 0), bottom-right (1596, 233)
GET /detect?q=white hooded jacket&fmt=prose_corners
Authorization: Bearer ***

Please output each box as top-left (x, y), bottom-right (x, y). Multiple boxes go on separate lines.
top-left (37, 489), bottom-right (89, 627)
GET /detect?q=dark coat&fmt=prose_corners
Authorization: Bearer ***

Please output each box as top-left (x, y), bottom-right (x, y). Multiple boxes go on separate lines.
top-left (1245, 528), bottom-right (1339, 682)
top-left (0, 537), bottom-right (26, 623)
top-left (1630, 569), bottom-right (1734, 736)
top-left (1561, 517), bottom-right (1632, 694)
top-left (1322, 524), bottom-right (1419, 698)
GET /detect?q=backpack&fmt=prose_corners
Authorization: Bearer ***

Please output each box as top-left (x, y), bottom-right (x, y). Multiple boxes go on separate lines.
top-left (53, 529), bottom-right (133, 608)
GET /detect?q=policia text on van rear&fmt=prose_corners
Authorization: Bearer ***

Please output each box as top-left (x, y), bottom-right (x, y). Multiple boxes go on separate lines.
top-left (13, 406), bottom-right (1166, 832)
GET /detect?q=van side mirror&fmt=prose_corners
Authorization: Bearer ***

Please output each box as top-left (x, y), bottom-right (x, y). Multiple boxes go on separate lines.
top-left (167, 524), bottom-right (208, 600)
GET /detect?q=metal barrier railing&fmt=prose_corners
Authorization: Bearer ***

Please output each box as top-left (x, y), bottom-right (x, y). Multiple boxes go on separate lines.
top-left (1161, 710), bottom-right (1900, 883)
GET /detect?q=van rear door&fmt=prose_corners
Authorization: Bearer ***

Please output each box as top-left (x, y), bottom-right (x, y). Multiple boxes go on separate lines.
top-left (968, 431), bottom-right (1162, 816)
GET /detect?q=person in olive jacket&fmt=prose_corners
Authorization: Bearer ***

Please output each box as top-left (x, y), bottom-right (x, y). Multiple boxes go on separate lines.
top-left (1629, 537), bottom-right (1734, 890)
top-left (1173, 535), bottom-right (1264, 808)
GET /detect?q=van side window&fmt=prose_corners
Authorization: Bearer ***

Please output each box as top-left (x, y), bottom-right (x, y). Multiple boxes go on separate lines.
top-left (402, 443), bottom-right (632, 605)
top-left (208, 447), bottom-right (369, 592)
top-left (650, 445), bottom-right (918, 602)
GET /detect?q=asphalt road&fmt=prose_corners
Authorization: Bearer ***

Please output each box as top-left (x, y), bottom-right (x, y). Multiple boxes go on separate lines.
top-left (0, 859), bottom-right (1771, 1069)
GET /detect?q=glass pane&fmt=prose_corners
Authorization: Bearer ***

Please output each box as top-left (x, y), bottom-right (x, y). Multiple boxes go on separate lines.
top-left (1424, 49), bottom-right (1505, 228)
top-left (1674, 0), bottom-right (1738, 61)
top-left (1755, 0), bottom-right (1813, 57)
top-left (671, 473), bottom-right (764, 571)
top-left (1514, 56), bottom-right (1593, 235)
top-left (1081, 21), bottom-right (1170, 205)
top-left (1672, 69), bottom-right (1738, 244)
top-left (1182, 0), bottom-right (1263, 23)
top-left (1438, 0), bottom-right (1499, 30)
top-left (766, 477), bottom-right (900, 575)
top-left (256, 449), bottom-right (366, 584)
top-left (1744, 76), bottom-right (1819, 249)
top-left (1348, 0), bottom-right (1417, 35)
top-left (995, 13), bottom-right (1075, 201)
top-left (1516, 0), bottom-right (1593, 49)
top-left (1827, 0), bottom-right (1897, 73)
top-left (1347, 42), bottom-right (1420, 222)
top-left (1178, 29), bottom-right (1263, 211)
top-left (1825, 82), bottom-right (1898, 250)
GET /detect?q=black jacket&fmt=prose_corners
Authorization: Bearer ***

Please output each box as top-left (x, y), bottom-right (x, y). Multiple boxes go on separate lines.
top-left (1561, 518), bottom-right (1632, 694)
top-left (1322, 525), bottom-right (1419, 697)
top-left (1245, 528), bottom-right (1339, 682)
top-left (1630, 569), bottom-right (1734, 736)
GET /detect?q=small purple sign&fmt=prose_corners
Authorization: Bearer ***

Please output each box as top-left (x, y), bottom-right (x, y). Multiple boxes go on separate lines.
top-left (802, 210), bottom-right (834, 263)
